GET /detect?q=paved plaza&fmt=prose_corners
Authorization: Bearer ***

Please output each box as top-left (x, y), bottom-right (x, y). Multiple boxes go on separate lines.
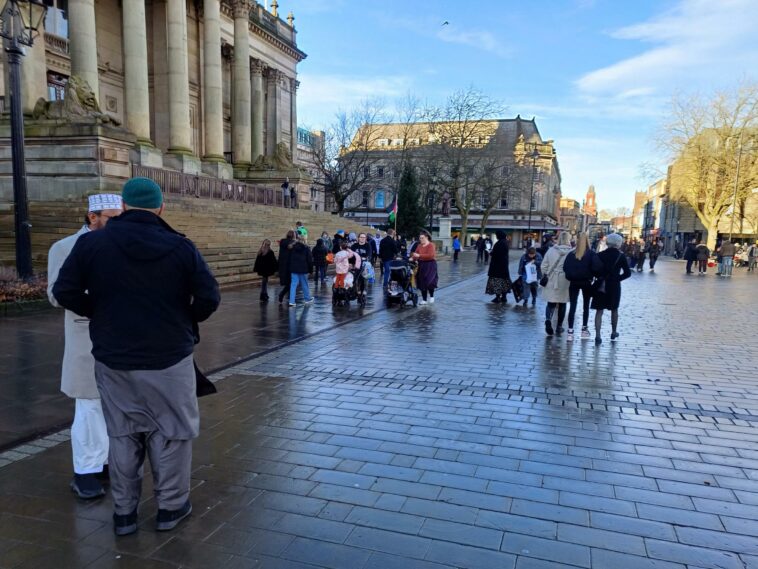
top-left (1, 257), bottom-right (758, 568)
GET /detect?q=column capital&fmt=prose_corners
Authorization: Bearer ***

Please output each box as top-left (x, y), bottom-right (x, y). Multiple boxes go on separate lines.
top-left (231, 0), bottom-right (251, 19)
top-left (290, 77), bottom-right (299, 91)
top-left (251, 58), bottom-right (265, 76)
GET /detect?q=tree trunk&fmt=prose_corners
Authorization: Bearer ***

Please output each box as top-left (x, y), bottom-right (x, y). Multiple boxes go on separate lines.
top-left (480, 211), bottom-right (492, 234)
top-left (706, 218), bottom-right (719, 250)
top-left (459, 212), bottom-right (469, 247)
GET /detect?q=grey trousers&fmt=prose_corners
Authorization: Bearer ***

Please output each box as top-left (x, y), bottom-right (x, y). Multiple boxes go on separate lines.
top-left (109, 431), bottom-right (192, 515)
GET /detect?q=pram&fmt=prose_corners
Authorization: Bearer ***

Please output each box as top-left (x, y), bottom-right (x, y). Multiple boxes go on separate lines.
top-left (385, 259), bottom-right (418, 308)
top-left (332, 267), bottom-right (366, 307)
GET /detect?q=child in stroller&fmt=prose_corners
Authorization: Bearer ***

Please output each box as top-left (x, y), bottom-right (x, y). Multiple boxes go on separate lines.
top-left (332, 243), bottom-right (366, 307)
top-left (385, 258), bottom-right (419, 307)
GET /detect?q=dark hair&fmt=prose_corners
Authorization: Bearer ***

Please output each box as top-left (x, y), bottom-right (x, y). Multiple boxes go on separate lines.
top-left (495, 230), bottom-right (506, 241)
top-left (527, 247), bottom-right (536, 254)
top-left (340, 241), bottom-right (348, 250)
top-left (84, 210), bottom-right (102, 226)
top-left (316, 238), bottom-right (324, 247)
top-left (419, 230), bottom-right (432, 240)
top-left (286, 230), bottom-right (295, 240)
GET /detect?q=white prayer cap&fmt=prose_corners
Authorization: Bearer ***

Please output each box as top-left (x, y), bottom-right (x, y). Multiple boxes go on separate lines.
top-left (88, 193), bottom-right (122, 212)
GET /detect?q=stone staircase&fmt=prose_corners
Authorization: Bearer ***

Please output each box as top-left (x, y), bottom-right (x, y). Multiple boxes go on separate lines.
top-left (0, 197), bottom-right (373, 287)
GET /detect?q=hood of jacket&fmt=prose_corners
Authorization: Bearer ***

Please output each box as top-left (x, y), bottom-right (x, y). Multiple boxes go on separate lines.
top-left (103, 209), bottom-right (187, 262)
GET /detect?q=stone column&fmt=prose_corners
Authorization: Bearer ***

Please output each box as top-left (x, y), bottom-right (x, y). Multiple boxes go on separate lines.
top-left (202, 0), bottom-right (224, 162)
top-left (122, 0), bottom-right (151, 143)
top-left (289, 77), bottom-right (298, 163)
top-left (232, 0), bottom-right (251, 167)
top-left (266, 68), bottom-right (282, 155)
top-left (20, 20), bottom-right (48, 115)
top-left (68, 0), bottom-right (100, 99)
top-left (251, 59), bottom-right (265, 161)
top-left (166, 0), bottom-right (192, 154)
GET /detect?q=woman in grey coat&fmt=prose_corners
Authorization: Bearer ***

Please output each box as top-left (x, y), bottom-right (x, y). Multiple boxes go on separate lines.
top-left (540, 232), bottom-right (574, 336)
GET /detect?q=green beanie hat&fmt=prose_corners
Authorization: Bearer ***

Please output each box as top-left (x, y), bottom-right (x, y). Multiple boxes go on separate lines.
top-left (122, 177), bottom-right (163, 209)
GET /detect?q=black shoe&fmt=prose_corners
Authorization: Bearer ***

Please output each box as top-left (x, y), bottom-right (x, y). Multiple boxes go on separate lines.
top-left (95, 465), bottom-right (110, 485)
top-left (611, 332), bottom-right (620, 341)
top-left (595, 337), bottom-right (602, 346)
top-left (70, 474), bottom-right (106, 500)
top-left (545, 321), bottom-right (554, 336)
top-left (491, 297), bottom-right (501, 303)
top-left (156, 501), bottom-right (192, 532)
top-left (113, 508), bottom-right (138, 536)
top-left (556, 327), bottom-right (564, 336)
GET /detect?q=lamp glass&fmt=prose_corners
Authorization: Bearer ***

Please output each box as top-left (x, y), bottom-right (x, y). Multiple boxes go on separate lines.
top-left (17, 0), bottom-right (45, 39)
top-left (0, 0), bottom-right (9, 19)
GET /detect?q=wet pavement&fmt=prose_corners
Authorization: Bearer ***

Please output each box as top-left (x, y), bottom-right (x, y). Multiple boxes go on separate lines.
top-left (2, 258), bottom-right (758, 569)
top-left (0, 254), bottom-right (486, 450)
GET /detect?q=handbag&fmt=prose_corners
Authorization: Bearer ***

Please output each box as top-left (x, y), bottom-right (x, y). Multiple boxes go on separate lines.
top-left (539, 275), bottom-right (548, 287)
top-left (326, 252), bottom-right (334, 264)
top-left (591, 253), bottom-right (621, 297)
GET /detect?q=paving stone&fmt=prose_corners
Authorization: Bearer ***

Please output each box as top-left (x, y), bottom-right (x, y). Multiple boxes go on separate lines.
top-left (345, 505), bottom-right (425, 535)
top-left (419, 518), bottom-right (503, 550)
top-left (425, 540), bottom-right (517, 569)
top-left (645, 539), bottom-right (744, 569)
top-left (556, 523), bottom-right (647, 555)
top-left (590, 548), bottom-right (688, 569)
top-left (281, 537), bottom-right (371, 569)
top-left (500, 533), bottom-right (591, 568)
top-left (345, 526), bottom-right (431, 559)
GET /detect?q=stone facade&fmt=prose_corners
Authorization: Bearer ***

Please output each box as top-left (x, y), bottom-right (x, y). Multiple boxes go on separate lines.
top-left (0, 0), bottom-right (307, 200)
top-left (341, 116), bottom-right (562, 242)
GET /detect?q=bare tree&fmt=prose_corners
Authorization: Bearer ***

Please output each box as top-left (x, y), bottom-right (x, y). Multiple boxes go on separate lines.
top-left (478, 162), bottom-right (529, 234)
top-left (423, 88), bottom-right (506, 240)
top-left (657, 82), bottom-right (758, 249)
top-left (310, 99), bottom-right (388, 215)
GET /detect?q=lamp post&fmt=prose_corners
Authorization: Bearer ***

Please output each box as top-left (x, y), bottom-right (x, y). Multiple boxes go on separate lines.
top-left (526, 146), bottom-right (539, 246)
top-left (1, 0), bottom-right (47, 279)
top-left (729, 134), bottom-right (753, 241)
top-left (428, 188), bottom-right (435, 234)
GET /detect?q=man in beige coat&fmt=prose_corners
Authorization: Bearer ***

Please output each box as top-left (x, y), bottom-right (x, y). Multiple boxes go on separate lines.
top-left (47, 193), bottom-right (122, 499)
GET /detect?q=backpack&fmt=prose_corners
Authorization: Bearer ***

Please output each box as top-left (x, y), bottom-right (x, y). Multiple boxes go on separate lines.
top-left (326, 252), bottom-right (334, 264)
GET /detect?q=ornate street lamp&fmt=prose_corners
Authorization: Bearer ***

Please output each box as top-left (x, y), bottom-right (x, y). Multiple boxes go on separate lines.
top-left (0, 0), bottom-right (47, 279)
top-left (428, 189), bottom-right (436, 234)
top-left (526, 146), bottom-right (539, 246)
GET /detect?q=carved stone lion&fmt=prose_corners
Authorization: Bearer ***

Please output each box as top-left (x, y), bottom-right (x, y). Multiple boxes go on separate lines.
top-left (32, 76), bottom-right (121, 126)
top-left (251, 142), bottom-right (295, 171)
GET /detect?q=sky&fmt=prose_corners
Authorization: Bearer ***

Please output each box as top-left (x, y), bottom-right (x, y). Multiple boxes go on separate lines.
top-left (280, 0), bottom-right (758, 211)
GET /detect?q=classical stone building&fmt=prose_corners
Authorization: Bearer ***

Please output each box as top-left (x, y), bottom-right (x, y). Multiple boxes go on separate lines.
top-left (0, 0), bottom-right (310, 201)
top-left (341, 116), bottom-right (562, 243)
top-left (559, 197), bottom-right (581, 235)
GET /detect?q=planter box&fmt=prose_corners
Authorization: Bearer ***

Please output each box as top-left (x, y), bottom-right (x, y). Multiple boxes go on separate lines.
top-left (0, 299), bottom-right (53, 317)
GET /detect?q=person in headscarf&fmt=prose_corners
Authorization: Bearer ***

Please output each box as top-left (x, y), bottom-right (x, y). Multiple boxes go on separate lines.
top-left (47, 193), bottom-right (123, 500)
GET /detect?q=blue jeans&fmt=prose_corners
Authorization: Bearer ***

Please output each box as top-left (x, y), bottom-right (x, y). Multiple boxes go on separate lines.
top-left (382, 260), bottom-right (393, 287)
top-left (722, 257), bottom-right (733, 276)
top-left (289, 273), bottom-right (312, 304)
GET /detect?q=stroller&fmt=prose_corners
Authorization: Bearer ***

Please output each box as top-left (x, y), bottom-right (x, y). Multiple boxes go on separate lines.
top-left (332, 267), bottom-right (367, 308)
top-left (385, 259), bottom-right (418, 308)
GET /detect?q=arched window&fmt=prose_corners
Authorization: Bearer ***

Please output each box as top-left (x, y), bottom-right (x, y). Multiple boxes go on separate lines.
top-left (375, 190), bottom-right (385, 209)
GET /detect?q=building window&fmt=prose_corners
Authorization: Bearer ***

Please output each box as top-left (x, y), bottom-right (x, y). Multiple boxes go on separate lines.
top-left (393, 167), bottom-right (400, 178)
top-left (378, 139), bottom-right (389, 147)
top-left (408, 138), bottom-right (420, 146)
top-left (501, 166), bottom-right (511, 177)
top-left (500, 196), bottom-right (508, 208)
top-left (375, 191), bottom-right (385, 209)
top-left (47, 72), bottom-right (67, 101)
top-left (392, 139), bottom-right (403, 146)
top-left (44, 0), bottom-right (68, 38)
top-left (362, 191), bottom-right (369, 207)
top-left (377, 166), bottom-right (384, 178)
top-left (363, 166), bottom-right (370, 179)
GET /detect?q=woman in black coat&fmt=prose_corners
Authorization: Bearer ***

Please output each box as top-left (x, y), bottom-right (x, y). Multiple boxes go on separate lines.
top-left (253, 239), bottom-right (278, 302)
top-left (591, 233), bottom-right (631, 345)
top-left (277, 230), bottom-right (295, 303)
top-left (485, 230), bottom-right (512, 303)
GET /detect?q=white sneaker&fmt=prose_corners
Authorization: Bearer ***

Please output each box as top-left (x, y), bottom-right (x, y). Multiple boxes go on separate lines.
top-left (429, 297), bottom-right (435, 304)
top-left (418, 299), bottom-right (427, 305)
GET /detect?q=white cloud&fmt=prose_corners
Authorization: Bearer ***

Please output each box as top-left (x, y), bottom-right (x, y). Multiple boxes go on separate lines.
top-left (576, 0), bottom-right (758, 97)
top-left (436, 25), bottom-right (512, 58)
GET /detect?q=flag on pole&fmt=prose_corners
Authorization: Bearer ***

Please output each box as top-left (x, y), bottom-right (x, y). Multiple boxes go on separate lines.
top-left (387, 194), bottom-right (398, 224)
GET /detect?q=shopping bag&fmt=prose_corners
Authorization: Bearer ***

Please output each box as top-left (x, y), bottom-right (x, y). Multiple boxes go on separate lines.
top-left (525, 263), bottom-right (538, 284)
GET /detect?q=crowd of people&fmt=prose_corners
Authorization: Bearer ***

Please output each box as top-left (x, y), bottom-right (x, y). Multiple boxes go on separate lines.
top-left (485, 231), bottom-right (631, 345)
top-left (682, 237), bottom-right (758, 276)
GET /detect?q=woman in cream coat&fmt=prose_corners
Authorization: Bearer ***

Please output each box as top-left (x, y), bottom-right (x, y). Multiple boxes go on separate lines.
top-left (540, 232), bottom-right (574, 336)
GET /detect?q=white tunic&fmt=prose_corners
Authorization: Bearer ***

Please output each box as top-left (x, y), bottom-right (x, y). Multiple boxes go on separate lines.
top-left (47, 226), bottom-right (100, 399)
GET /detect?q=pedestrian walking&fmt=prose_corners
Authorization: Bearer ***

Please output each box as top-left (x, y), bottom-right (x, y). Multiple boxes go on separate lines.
top-left (253, 239), bottom-right (278, 302)
top-left (591, 233), bottom-right (631, 345)
top-left (518, 247), bottom-right (543, 308)
top-left (452, 235), bottom-right (461, 262)
top-left (47, 193), bottom-right (123, 500)
top-left (647, 240), bottom-right (660, 272)
top-left (288, 235), bottom-right (314, 306)
top-left (541, 232), bottom-right (573, 336)
top-left (485, 230), bottom-right (512, 304)
top-left (484, 236), bottom-right (493, 264)
top-left (719, 238), bottom-right (735, 277)
top-left (281, 177), bottom-right (289, 207)
top-left (53, 177), bottom-right (220, 536)
top-left (475, 236), bottom-right (485, 263)
top-left (748, 242), bottom-right (758, 272)
top-left (412, 230), bottom-right (438, 305)
top-left (351, 233), bottom-right (373, 301)
top-left (289, 184), bottom-right (297, 209)
top-left (635, 242), bottom-right (646, 272)
top-left (278, 230), bottom-right (295, 303)
top-left (683, 239), bottom-right (697, 274)
top-left (380, 228), bottom-right (399, 287)
top-left (563, 232), bottom-right (602, 341)
top-left (312, 238), bottom-right (328, 284)
top-left (695, 241), bottom-right (710, 275)
top-left (320, 231), bottom-right (333, 253)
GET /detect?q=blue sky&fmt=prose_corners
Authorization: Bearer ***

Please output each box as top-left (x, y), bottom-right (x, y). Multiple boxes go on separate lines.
top-left (281, 0), bottom-right (758, 210)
